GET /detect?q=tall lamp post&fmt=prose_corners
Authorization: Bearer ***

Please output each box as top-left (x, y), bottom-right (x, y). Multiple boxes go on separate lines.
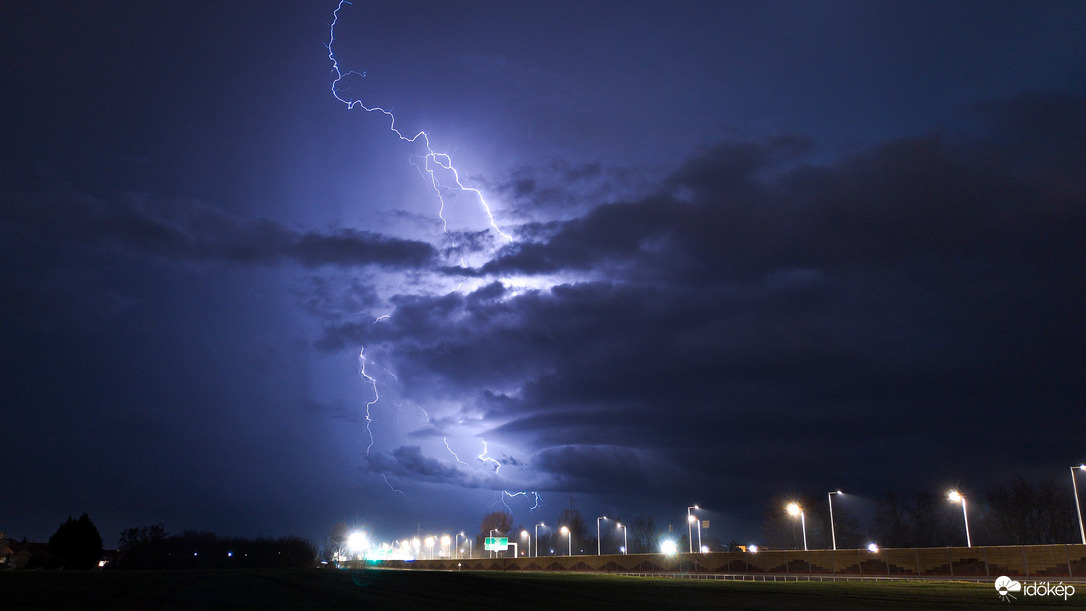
top-left (534, 522), bottom-right (545, 558)
top-left (686, 505), bottom-right (699, 553)
top-left (827, 490), bottom-right (843, 551)
top-left (687, 514), bottom-right (703, 552)
top-left (455, 532), bottom-right (465, 559)
top-left (520, 530), bottom-right (530, 558)
top-left (560, 526), bottom-right (571, 556)
top-left (616, 522), bottom-right (628, 554)
top-left (786, 502), bottom-right (807, 551)
top-left (441, 535), bottom-right (451, 559)
top-left (597, 516), bottom-right (607, 555)
top-left (947, 490), bottom-right (971, 547)
top-left (425, 536), bottom-right (435, 560)
top-left (490, 529), bottom-right (498, 559)
top-left (1071, 465), bottom-right (1086, 544)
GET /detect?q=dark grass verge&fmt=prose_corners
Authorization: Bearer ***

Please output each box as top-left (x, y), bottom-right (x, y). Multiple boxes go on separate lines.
top-left (2, 568), bottom-right (1084, 610)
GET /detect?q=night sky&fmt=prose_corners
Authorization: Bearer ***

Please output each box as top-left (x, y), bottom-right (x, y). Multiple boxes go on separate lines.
top-left (3, 1), bottom-right (1085, 547)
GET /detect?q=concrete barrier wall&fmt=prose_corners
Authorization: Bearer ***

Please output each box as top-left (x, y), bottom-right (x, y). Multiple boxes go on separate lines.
top-left (377, 544), bottom-right (1086, 578)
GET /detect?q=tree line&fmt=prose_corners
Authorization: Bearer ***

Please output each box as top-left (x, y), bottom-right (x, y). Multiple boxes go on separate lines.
top-left (1, 514), bottom-right (317, 570)
top-left (116, 524), bottom-right (316, 569)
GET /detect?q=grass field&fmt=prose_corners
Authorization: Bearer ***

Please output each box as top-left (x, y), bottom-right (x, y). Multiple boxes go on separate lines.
top-left (2, 569), bottom-right (1083, 610)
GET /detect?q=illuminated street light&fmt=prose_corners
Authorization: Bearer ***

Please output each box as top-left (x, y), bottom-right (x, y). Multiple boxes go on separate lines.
top-left (520, 530), bottom-right (530, 558)
top-left (455, 532), bottom-right (465, 559)
top-left (686, 505), bottom-right (699, 553)
top-left (867, 543), bottom-right (879, 553)
top-left (425, 536), bottom-right (435, 560)
top-left (786, 502), bottom-right (807, 551)
top-left (1071, 465), bottom-right (1086, 544)
top-left (347, 531), bottom-right (368, 559)
top-left (441, 535), bottom-right (451, 559)
top-left (534, 522), bottom-right (545, 558)
top-left (828, 490), bottom-right (843, 551)
top-left (616, 522), bottom-right (628, 555)
top-left (560, 526), bottom-right (571, 556)
top-left (748, 544), bottom-right (759, 553)
top-left (597, 516), bottom-right (607, 555)
top-left (661, 539), bottom-right (678, 555)
top-left (947, 490), bottom-right (971, 547)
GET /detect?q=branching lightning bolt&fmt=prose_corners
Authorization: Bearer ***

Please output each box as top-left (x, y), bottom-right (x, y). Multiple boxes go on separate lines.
top-left (358, 346), bottom-right (379, 455)
top-left (327, 0), bottom-right (513, 256)
top-left (477, 440), bottom-right (502, 472)
top-left (494, 490), bottom-right (543, 514)
top-left (444, 436), bottom-right (468, 466)
top-left (329, 2), bottom-right (539, 509)
top-left (381, 474), bottom-right (412, 499)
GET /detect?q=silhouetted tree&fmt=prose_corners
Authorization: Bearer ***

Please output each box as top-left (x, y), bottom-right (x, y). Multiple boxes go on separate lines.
top-left (477, 511), bottom-right (513, 554)
top-left (322, 522), bottom-right (349, 562)
top-left (871, 490), bottom-right (910, 547)
top-left (557, 507), bottom-right (588, 555)
top-left (630, 515), bottom-right (658, 554)
top-left (48, 514), bottom-right (103, 570)
top-left (983, 478), bottom-right (1075, 544)
top-left (871, 490), bottom-right (957, 547)
top-left (118, 523), bottom-right (168, 569)
top-left (828, 502), bottom-right (863, 549)
top-left (761, 495), bottom-right (821, 549)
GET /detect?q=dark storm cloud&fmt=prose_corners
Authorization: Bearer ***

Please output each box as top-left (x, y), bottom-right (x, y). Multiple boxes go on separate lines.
top-left (320, 93), bottom-right (1086, 503)
top-left (486, 159), bottom-right (654, 222)
top-left (364, 445), bottom-right (464, 481)
top-left (0, 187), bottom-right (437, 270)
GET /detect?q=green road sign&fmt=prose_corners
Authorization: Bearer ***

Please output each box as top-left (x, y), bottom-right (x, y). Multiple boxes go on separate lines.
top-left (484, 537), bottom-right (509, 550)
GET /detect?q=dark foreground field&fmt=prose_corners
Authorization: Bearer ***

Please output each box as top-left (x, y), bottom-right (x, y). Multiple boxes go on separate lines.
top-left (2, 569), bottom-right (1083, 610)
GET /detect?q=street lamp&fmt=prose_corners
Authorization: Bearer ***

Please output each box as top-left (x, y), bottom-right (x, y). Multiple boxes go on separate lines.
top-left (441, 535), bottom-right (451, 559)
top-left (347, 531), bottom-right (368, 560)
top-left (425, 536), bottom-right (435, 560)
top-left (947, 490), bottom-right (972, 547)
top-left (520, 530), bottom-right (530, 558)
top-left (828, 490), bottom-right (843, 551)
top-left (455, 532), bottom-right (464, 559)
top-left (534, 523), bottom-right (545, 558)
top-left (490, 529), bottom-right (498, 559)
top-left (686, 505), bottom-right (699, 553)
top-left (786, 502), bottom-right (807, 551)
top-left (597, 516), bottom-right (607, 555)
top-left (686, 514), bottom-right (704, 553)
top-left (560, 526), bottom-right (571, 556)
top-left (1071, 465), bottom-right (1086, 545)
top-left (616, 522), bottom-right (628, 554)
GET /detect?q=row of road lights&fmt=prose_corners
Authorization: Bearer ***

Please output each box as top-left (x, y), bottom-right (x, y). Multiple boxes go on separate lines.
top-left (375, 466), bottom-right (1086, 559)
top-left (783, 491), bottom-right (844, 552)
top-left (508, 519), bottom-right (633, 557)
top-left (944, 464), bottom-right (1086, 548)
top-left (785, 465), bottom-right (1086, 551)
